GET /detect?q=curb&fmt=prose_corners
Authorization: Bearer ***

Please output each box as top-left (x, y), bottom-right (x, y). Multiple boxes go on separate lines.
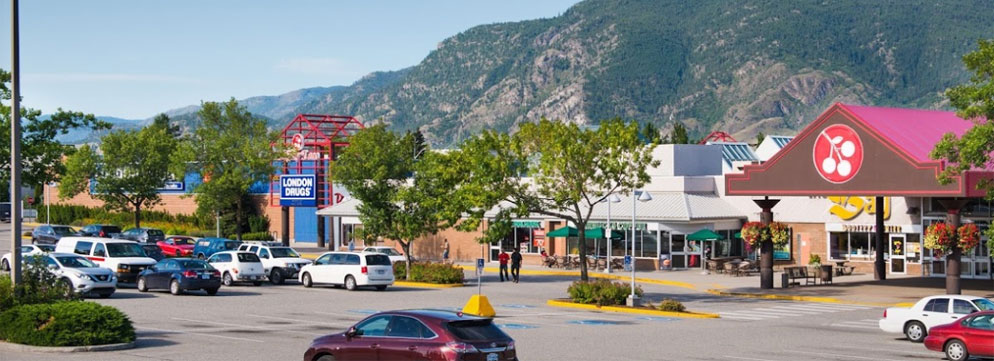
top-left (0, 340), bottom-right (136, 353)
top-left (705, 289), bottom-right (912, 308)
top-left (546, 299), bottom-right (720, 319)
top-left (393, 281), bottom-right (464, 289)
top-left (456, 265), bottom-right (698, 290)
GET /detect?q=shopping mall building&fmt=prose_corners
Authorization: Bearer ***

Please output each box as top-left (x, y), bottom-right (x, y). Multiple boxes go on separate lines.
top-left (51, 104), bottom-right (993, 280)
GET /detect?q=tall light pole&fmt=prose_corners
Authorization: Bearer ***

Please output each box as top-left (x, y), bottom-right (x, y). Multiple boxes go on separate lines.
top-left (605, 193), bottom-right (620, 273)
top-left (9, 0), bottom-right (23, 286)
top-left (628, 190), bottom-right (652, 306)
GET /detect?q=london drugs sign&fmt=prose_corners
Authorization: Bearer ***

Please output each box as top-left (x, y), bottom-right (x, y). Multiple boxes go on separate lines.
top-left (280, 174), bottom-right (317, 207)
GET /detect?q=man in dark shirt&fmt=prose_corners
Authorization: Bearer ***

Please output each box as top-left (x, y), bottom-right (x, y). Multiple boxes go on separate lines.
top-left (498, 250), bottom-right (510, 282)
top-left (511, 248), bottom-right (523, 283)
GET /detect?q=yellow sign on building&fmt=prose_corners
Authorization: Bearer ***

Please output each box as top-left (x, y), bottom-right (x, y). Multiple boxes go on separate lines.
top-left (828, 196), bottom-right (890, 220)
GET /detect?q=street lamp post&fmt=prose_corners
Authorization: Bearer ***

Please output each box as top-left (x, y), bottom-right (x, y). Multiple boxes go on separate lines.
top-left (628, 190), bottom-right (652, 307)
top-left (605, 193), bottom-right (621, 273)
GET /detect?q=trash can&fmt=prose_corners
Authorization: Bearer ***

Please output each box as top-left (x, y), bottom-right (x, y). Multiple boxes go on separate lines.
top-left (781, 272), bottom-right (790, 288)
top-left (820, 265), bottom-right (833, 284)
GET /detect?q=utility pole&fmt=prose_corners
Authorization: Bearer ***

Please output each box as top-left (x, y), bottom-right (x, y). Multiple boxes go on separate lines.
top-left (10, 0), bottom-right (23, 286)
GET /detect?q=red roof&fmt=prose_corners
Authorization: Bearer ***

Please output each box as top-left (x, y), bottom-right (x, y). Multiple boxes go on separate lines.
top-left (839, 104), bottom-right (976, 163)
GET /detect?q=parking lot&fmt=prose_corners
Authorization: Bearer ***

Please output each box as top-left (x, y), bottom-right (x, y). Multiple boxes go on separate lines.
top-left (0, 224), bottom-right (947, 360)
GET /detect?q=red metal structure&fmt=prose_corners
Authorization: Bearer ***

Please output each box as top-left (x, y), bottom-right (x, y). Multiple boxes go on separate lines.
top-left (269, 114), bottom-right (364, 209)
top-left (698, 131), bottom-right (737, 144)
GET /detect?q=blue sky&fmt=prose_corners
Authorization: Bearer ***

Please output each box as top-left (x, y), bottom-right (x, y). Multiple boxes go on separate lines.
top-left (0, 1), bottom-right (580, 119)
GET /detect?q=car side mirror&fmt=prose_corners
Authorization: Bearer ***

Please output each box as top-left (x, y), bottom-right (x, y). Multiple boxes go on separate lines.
top-left (346, 327), bottom-right (360, 338)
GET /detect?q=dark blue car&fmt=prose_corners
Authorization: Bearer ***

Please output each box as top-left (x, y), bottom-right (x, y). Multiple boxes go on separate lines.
top-left (192, 238), bottom-right (241, 260)
top-left (136, 258), bottom-right (221, 295)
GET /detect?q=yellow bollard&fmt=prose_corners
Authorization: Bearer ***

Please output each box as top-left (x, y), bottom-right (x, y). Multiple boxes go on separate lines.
top-left (462, 294), bottom-right (496, 317)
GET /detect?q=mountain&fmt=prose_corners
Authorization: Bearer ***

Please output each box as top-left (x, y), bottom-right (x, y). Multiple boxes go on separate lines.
top-left (54, 116), bottom-right (144, 144)
top-left (148, 0), bottom-right (994, 145)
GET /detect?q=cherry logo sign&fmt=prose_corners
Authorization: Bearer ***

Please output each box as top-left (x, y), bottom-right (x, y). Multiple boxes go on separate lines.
top-left (812, 124), bottom-right (863, 183)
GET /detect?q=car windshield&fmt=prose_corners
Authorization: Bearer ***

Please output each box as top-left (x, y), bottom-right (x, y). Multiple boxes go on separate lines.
top-left (56, 256), bottom-right (98, 268)
top-left (270, 247), bottom-right (300, 258)
top-left (52, 226), bottom-right (75, 235)
top-left (365, 254), bottom-right (392, 266)
top-left (238, 253), bottom-right (261, 262)
top-left (973, 298), bottom-right (994, 311)
top-left (142, 246), bottom-right (163, 255)
top-left (37, 245), bottom-right (55, 252)
top-left (106, 243), bottom-right (146, 257)
top-left (179, 260), bottom-right (214, 270)
top-left (147, 229), bottom-right (164, 236)
top-left (446, 320), bottom-right (509, 341)
top-left (371, 248), bottom-right (401, 256)
top-left (103, 226), bottom-right (122, 234)
top-left (223, 241), bottom-right (240, 250)
top-left (172, 238), bottom-right (195, 246)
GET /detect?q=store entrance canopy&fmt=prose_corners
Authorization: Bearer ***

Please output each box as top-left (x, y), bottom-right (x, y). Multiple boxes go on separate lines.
top-left (687, 229), bottom-right (724, 241)
top-left (547, 226), bottom-right (623, 239)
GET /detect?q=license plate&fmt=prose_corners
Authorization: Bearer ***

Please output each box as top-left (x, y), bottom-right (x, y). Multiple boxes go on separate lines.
top-left (200, 274), bottom-right (210, 279)
top-left (487, 353), bottom-right (498, 361)
top-left (376, 270), bottom-right (385, 274)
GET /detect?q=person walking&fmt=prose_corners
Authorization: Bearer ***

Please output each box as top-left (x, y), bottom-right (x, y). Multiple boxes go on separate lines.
top-left (511, 248), bottom-right (522, 283)
top-left (498, 250), bottom-right (510, 282)
top-left (348, 239), bottom-right (355, 252)
top-left (441, 239), bottom-right (450, 263)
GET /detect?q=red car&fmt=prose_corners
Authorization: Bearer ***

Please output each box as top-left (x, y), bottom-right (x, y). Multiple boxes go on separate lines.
top-left (157, 236), bottom-right (197, 257)
top-left (304, 309), bottom-right (517, 361)
top-left (924, 310), bottom-right (994, 361)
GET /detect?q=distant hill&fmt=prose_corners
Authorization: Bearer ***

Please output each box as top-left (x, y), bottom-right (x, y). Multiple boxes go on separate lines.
top-left (54, 116), bottom-right (144, 144)
top-left (109, 0), bottom-right (994, 146)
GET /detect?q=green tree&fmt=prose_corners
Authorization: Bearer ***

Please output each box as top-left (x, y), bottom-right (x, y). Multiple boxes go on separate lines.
top-left (332, 125), bottom-right (453, 280)
top-left (930, 39), bottom-right (994, 248)
top-left (755, 132), bottom-right (766, 145)
top-left (443, 118), bottom-right (658, 281)
top-left (641, 122), bottom-right (661, 144)
top-left (0, 69), bottom-right (109, 198)
top-left (59, 126), bottom-right (178, 228)
top-left (175, 99), bottom-right (280, 241)
top-left (668, 123), bottom-right (690, 144)
top-left (151, 113), bottom-right (181, 138)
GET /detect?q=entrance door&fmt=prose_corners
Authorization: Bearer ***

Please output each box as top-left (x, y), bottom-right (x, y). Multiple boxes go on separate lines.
top-left (489, 240), bottom-right (501, 263)
top-left (889, 234), bottom-right (906, 274)
top-left (962, 239), bottom-right (991, 279)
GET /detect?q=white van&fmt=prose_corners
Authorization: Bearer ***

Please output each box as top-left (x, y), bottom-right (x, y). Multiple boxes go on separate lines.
top-left (298, 252), bottom-right (394, 291)
top-left (55, 237), bottom-right (157, 284)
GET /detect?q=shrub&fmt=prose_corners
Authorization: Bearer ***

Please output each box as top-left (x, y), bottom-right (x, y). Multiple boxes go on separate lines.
top-left (0, 257), bottom-right (80, 313)
top-left (657, 299), bottom-right (686, 312)
top-left (0, 301), bottom-right (135, 346)
top-left (392, 262), bottom-right (464, 284)
top-left (230, 232), bottom-right (274, 241)
top-left (808, 254), bottom-right (822, 265)
top-left (567, 279), bottom-right (643, 306)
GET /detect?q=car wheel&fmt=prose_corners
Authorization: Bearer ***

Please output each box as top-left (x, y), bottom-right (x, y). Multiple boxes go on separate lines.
top-left (375, 285), bottom-right (387, 291)
top-left (270, 269), bottom-right (285, 285)
top-left (252, 281), bottom-right (262, 286)
top-left (58, 278), bottom-right (74, 297)
top-left (137, 277), bottom-right (148, 292)
top-left (945, 339), bottom-right (969, 361)
top-left (170, 280), bottom-right (182, 295)
top-left (345, 275), bottom-right (357, 291)
top-left (222, 272), bottom-right (234, 286)
top-left (205, 287), bottom-right (219, 296)
top-left (1, 259), bottom-right (8, 271)
top-left (315, 355), bottom-right (336, 361)
top-left (904, 321), bottom-right (926, 343)
top-left (302, 273), bottom-right (313, 288)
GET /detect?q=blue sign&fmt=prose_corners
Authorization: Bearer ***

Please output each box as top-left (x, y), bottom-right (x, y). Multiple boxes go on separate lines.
top-left (279, 174), bottom-right (317, 207)
top-left (158, 181), bottom-right (185, 192)
top-left (624, 255), bottom-right (632, 265)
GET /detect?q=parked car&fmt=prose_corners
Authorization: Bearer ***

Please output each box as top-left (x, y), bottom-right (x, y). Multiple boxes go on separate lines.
top-left (362, 246), bottom-right (407, 264)
top-left (55, 237), bottom-right (157, 284)
top-left (192, 238), bottom-right (242, 260)
top-left (207, 251), bottom-right (266, 286)
top-left (158, 236), bottom-right (197, 257)
top-left (237, 242), bottom-right (311, 285)
top-left (299, 252), bottom-right (393, 291)
top-left (116, 227), bottom-right (166, 243)
top-left (1, 244), bottom-right (55, 271)
top-left (39, 253), bottom-right (117, 298)
top-left (879, 295), bottom-right (994, 342)
top-left (924, 310), bottom-right (994, 361)
top-left (304, 309), bottom-right (517, 361)
top-left (30, 224), bottom-right (78, 245)
top-left (78, 224), bottom-right (122, 238)
top-left (141, 244), bottom-right (166, 261)
top-left (137, 258), bottom-right (221, 295)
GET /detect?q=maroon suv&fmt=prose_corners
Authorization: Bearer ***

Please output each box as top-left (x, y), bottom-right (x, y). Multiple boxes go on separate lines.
top-left (304, 309), bottom-right (517, 361)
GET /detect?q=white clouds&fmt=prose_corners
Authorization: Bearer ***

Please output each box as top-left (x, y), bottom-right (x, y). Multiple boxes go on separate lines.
top-left (25, 72), bottom-right (202, 84)
top-left (274, 57), bottom-right (360, 77)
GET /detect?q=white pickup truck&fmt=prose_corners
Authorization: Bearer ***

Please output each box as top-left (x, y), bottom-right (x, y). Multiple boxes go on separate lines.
top-left (237, 242), bottom-right (311, 285)
top-left (879, 295), bottom-right (994, 342)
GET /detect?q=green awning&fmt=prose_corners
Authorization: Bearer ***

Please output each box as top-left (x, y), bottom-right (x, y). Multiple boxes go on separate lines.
top-left (734, 232), bottom-right (742, 239)
top-left (547, 226), bottom-right (623, 239)
top-left (687, 229), bottom-right (724, 241)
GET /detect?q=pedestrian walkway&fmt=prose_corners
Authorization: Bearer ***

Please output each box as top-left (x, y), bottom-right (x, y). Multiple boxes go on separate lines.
top-left (829, 318), bottom-right (880, 330)
top-left (717, 302), bottom-right (873, 321)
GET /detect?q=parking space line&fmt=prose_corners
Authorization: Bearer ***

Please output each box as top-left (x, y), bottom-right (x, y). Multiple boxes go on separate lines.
top-left (717, 315), bottom-right (767, 321)
top-left (723, 356), bottom-right (778, 361)
top-left (783, 349), bottom-right (906, 361)
top-left (750, 307), bottom-right (816, 315)
top-left (171, 317), bottom-right (318, 336)
top-left (826, 344), bottom-right (937, 358)
top-left (248, 314), bottom-right (355, 328)
top-left (137, 326), bottom-right (265, 343)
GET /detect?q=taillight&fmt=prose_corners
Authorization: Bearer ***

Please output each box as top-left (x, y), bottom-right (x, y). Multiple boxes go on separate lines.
top-left (361, 266), bottom-right (368, 274)
top-left (212, 270), bottom-right (220, 277)
top-left (444, 342), bottom-right (478, 354)
top-left (99, 231), bottom-right (106, 237)
top-left (507, 341), bottom-right (515, 351)
top-left (182, 270), bottom-right (197, 278)
top-left (883, 309), bottom-right (887, 318)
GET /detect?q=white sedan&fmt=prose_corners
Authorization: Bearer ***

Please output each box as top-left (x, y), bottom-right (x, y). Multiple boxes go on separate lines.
top-left (879, 294), bottom-right (994, 342)
top-left (1, 244), bottom-right (55, 271)
top-left (361, 246), bottom-right (407, 264)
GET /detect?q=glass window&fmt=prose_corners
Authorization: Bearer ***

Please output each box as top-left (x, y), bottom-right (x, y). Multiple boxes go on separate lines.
top-left (38, 245), bottom-right (55, 252)
top-left (966, 314), bottom-right (994, 330)
top-left (20, 246), bottom-right (32, 253)
top-left (365, 255), bottom-right (391, 266)
top-left (178, 260), bottom-right (212, 270)
top-left (446, 319), bottom-right (509, 341)
top-left (74, 241), bottom-right (93, 255)
top-left (671, 234), bottom-right (685, 255)
top-left (52, 226), bottom-right (75, 236)
top-left (93, 243), bottom-right (106, 257)
top-left (346, 254), bottom-right (361, 265)
top-left (147, 229), bottom-right (164, 237)
top-left (973, 298), bottom-right (994, 311)
top-left (849, 233), bottom-right (871, 259)
top-left (248, 246), bottom-right (258, 253)
top-left (259, 249), bottom-right (270, 259)
top-left (925, 298), bottom-right (949, 313)
top-left (386, 316), bottom-right (433, 338)
top-left (223, 241), bottom-right (240, 250)
top-left (237, 253), bottom-right (260, 263)
top-left (953, 299), bottom-right (977, 315)
top-left (331, 254), bottom-right (346, 265)
top-left (270, 247), bottom-right (300, 258)
top-left (107, 243), bottom-right (146, 257)
top-left (355, 315), bottom-right (391, 337)
top-left (57, 256), bottom-right (97, 268)
top-left (315, 254), bottom-right (331, 265)
top-left (829, 232), bottom-right (847, 260)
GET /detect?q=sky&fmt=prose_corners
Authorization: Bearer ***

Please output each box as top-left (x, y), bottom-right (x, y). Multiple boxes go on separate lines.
top-left (0, 0), bottom-right (580, 119)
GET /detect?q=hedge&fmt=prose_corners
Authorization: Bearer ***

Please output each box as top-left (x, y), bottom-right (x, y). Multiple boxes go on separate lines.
top-left (657, 299), bottom-right (686, 312)
top-left (567, 279), bottom-right (643, 306)
top-left (227, 232), bottom-right (274, 241)
top-left (1, 257), bottom-right (79, 313)
top-left (0, 301), bottom-right (135, 346)
top-left (393, 262), bottom-right (464, 284)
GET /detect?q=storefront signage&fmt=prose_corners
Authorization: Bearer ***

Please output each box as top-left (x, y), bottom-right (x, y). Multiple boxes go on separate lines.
top-left (512, 220), bottom-right (542, 228)
top-left (532, 229), bottom-right (545, 247)
top-left (813, 124), bottom-right (863, 184)
top-left (828, 196), bottom-right (890, 220)
top-left (279, 174), bottom-right (316, 207)
top-left (158, 181), bottom-right (185, 192)
top-left (841, 224), bottom-right (903, 233)
top-left (587, 222), bottom-right (648, 231)
top-left (291, 133), bottom-right (305, 151)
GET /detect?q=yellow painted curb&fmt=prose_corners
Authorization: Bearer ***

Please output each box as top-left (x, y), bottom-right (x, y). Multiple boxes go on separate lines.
top-left (705, 289), bottom-right (908, 308)
top-left (455, 265), bottom-right (697, 290)
top-left (393, 281), bottom-right (464, 289)
top-left (546, 299), bottom-right (720, 319)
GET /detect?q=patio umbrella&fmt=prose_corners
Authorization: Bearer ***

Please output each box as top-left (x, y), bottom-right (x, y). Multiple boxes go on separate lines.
top-left (546, 226), bottom-right (622, 239)
top-left (687, 229), bottom-right (723, 272)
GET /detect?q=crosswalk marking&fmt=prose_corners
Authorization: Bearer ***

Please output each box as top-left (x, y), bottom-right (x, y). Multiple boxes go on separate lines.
top-left (719, 303), bottom-right (875, 322)
top-left (830, 319), bottom-right (879, 330)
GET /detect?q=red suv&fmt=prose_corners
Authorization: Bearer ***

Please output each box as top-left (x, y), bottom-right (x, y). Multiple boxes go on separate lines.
top-left (304, 310), bottom-right (517, 361)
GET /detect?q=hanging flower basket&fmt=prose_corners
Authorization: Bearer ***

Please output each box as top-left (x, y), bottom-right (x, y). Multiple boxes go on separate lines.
top-left (740, 222), bottom-right (767, 249)
top-left (923, 222), bottom-right (956, 255)
top-left (957, 223), bottom-right (979, 252)
top-left (768, 222), bottom-right (790, 247)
